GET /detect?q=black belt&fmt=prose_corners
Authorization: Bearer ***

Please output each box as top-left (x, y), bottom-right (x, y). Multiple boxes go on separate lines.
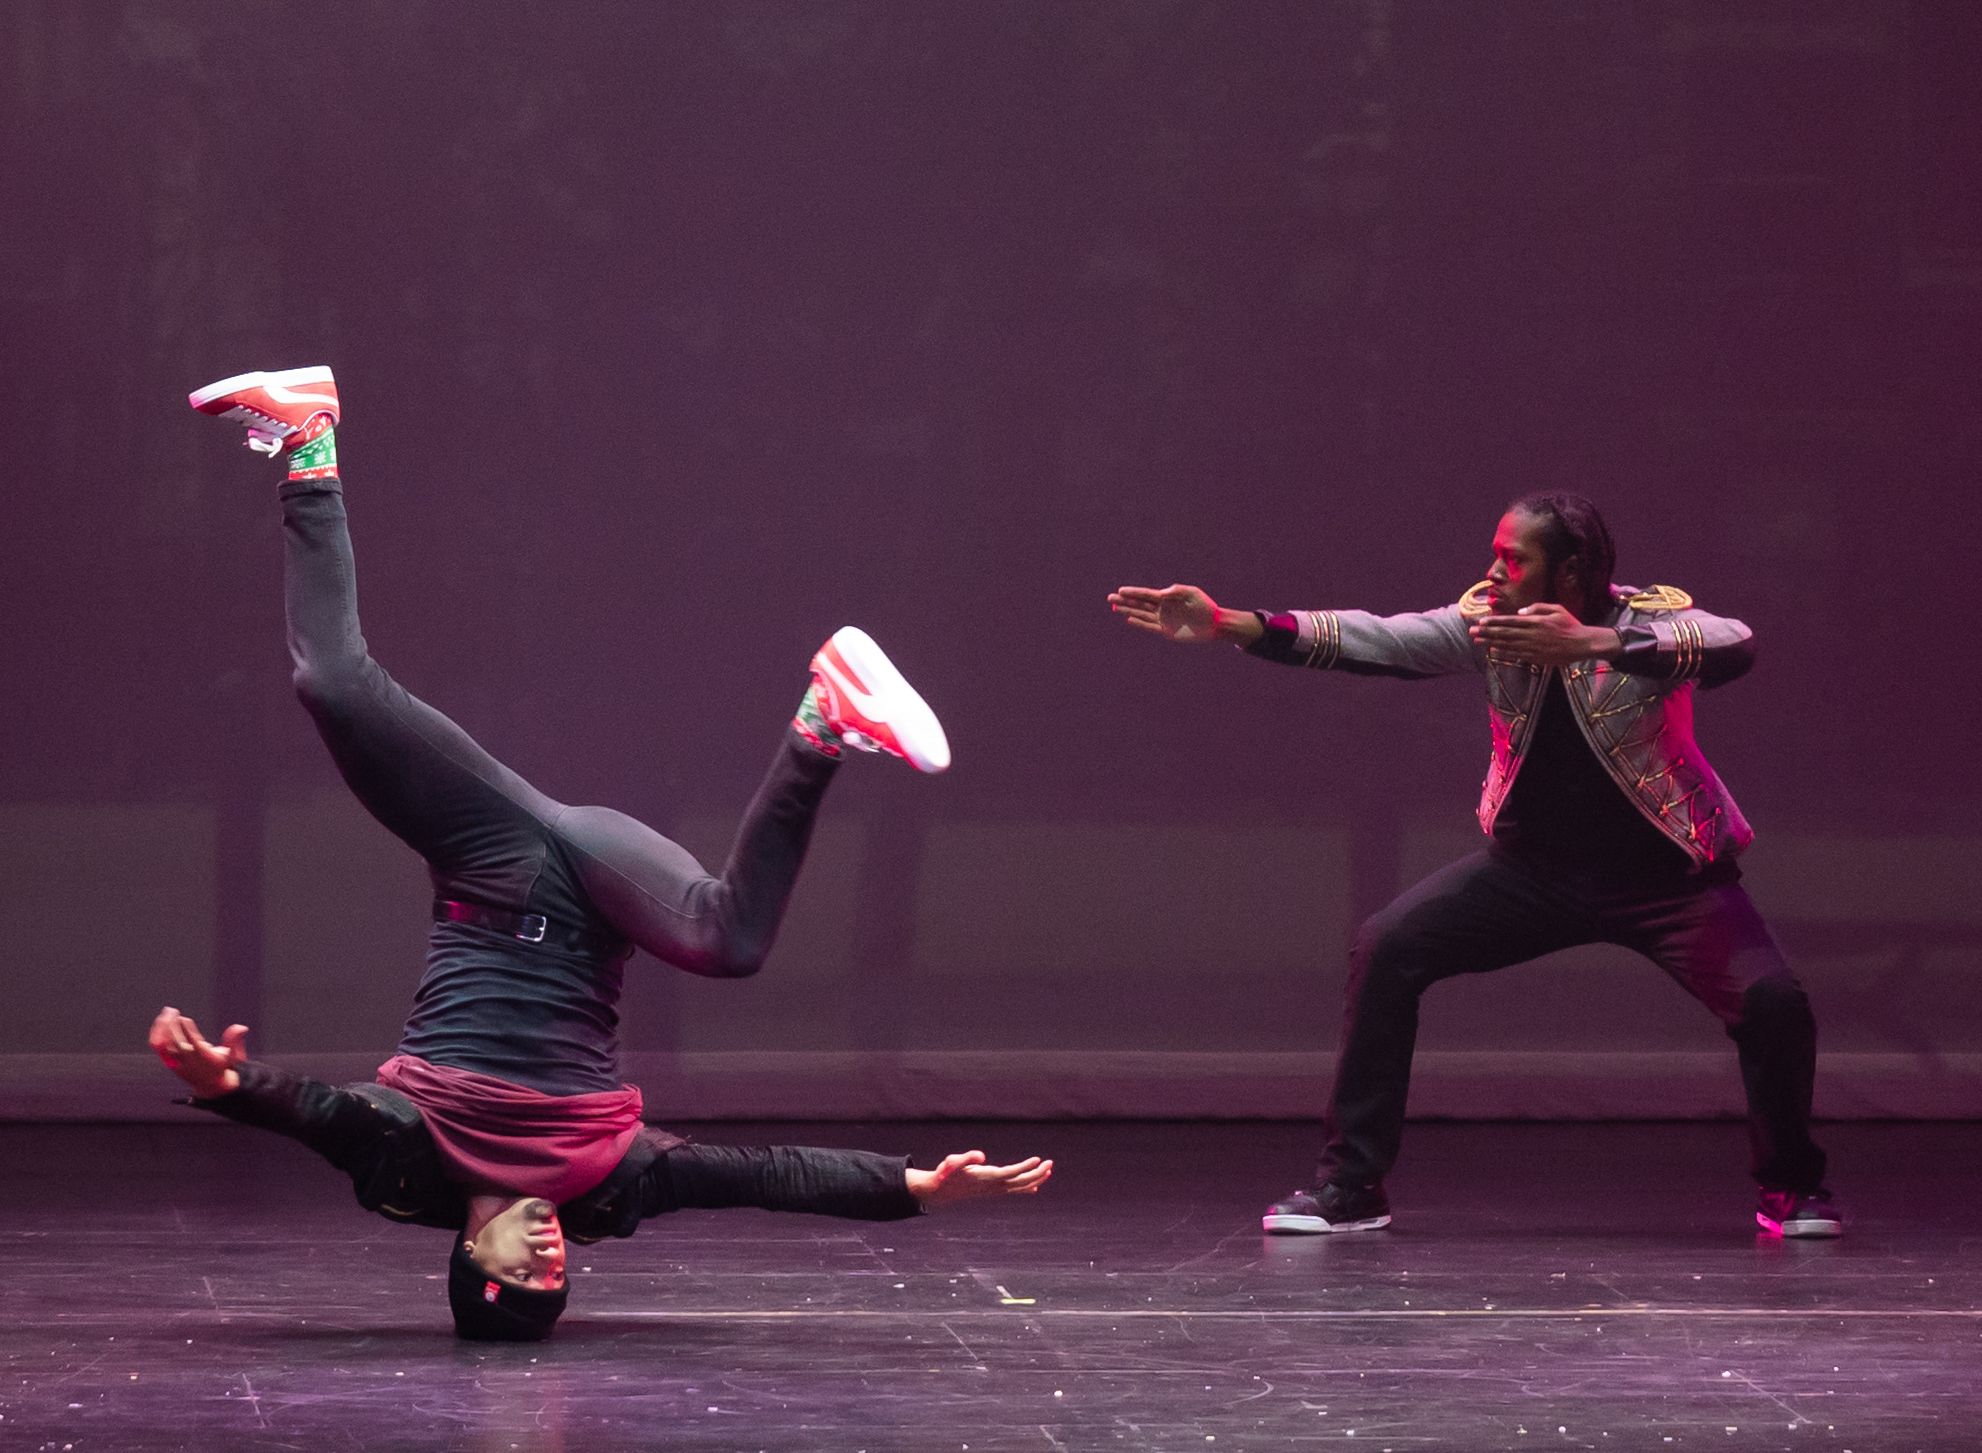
top-left (433, 899), bottom-right (630, 958)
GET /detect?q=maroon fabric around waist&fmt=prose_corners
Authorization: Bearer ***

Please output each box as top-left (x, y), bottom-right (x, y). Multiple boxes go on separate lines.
top-left (376, 1053), bottom-right (645, 1205)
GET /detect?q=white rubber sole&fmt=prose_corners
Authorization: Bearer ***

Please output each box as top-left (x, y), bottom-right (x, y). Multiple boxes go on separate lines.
top-left (1262, 1213), bottom-right (1392, 1235)
top-left (828, 626), bottom-right (951, 774)
top-left (188, 365), bottom-right (336, 410)
top-left (1757, 1213), bottom-right (1843, 1239)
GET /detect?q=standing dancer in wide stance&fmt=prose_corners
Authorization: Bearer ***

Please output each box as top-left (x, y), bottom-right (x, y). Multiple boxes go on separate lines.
top-left (1110, 494), bottom-right (1837, 1239)
top-left (153, 366), bottom-right (1050, 1341)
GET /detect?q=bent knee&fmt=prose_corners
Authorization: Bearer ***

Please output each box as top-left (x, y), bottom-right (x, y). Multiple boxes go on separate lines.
top-left (666, 936), bottom-right (769, 980)
top-left (1348, 915), bottom-right (1433, 988)
top-left (291, 656), bottom-right (372, 715)
top-left (1739, 976), bottom-right (1812, 1021)
top-left (707, 944), bottom-right (767, 979)
top-left (1355, 895), bottom-right (1446, 960)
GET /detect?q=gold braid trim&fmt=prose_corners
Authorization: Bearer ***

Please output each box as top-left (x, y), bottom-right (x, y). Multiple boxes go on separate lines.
top-left (1625, 584), bottom-right (1693, 612)
top-left (1619, 584), bottom-right (1699, 679)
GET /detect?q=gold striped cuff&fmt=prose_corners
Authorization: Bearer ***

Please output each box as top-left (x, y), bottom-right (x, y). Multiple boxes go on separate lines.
top-left (1667, 617), bottom-right (1704, 680)
top-left (1299, 610), bottom-right (1342, 669)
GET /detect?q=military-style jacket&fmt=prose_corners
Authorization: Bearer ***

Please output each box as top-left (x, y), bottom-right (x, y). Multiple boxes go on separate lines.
top-left (1245, 584), bottom-right (1757, 869)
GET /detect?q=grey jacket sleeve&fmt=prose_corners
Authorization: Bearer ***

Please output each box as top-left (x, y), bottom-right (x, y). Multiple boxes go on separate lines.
top-left (1243, 603), bottom-right (1483, 679)
top-left (1612, 607), bottom-right (1756, 689)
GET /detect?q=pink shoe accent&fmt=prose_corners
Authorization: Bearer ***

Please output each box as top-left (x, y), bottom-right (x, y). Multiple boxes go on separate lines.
top-left (808, 627), bottom-right (950, 774)
top-left (788, 713), bottom-right (842, 758)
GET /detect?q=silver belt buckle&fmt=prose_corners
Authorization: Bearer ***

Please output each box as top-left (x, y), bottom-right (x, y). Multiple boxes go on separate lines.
top-left (515, 914), bottom-right (548, 944)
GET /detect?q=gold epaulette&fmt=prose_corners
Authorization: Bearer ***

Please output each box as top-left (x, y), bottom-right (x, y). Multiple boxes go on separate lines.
top-left (1457, 579), bottom-right (1494, 620)
top-left (1623, 584), bottom-right (1693, 612)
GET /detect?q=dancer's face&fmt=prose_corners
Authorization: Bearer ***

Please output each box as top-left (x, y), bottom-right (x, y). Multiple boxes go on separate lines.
top-left (1483, 510), bottom-right (1570, 615)
top-left (463, 1197), bottom-right (568, 1291)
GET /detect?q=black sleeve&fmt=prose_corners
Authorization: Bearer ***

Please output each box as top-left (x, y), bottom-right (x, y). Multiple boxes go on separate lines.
top-left (187, 1061), bottom-right (463, 1229)
top-left (638, 1143), bottom-right (921, 1223)
top-left (189, 1060), bottom-right (397, 1171)
top-left (1246, 609), bottom-right (1301, 658)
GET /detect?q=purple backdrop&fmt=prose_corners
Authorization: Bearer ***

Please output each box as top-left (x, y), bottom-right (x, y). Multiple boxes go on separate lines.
top-left (3, 1), bottom-right (1978, 1118)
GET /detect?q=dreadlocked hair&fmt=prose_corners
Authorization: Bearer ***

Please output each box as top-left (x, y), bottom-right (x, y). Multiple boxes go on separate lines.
top-left (1508, 492), bottom-right (1616, 620)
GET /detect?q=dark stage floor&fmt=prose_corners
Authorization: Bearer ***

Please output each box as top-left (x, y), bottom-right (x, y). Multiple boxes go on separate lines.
top-left (2, 1120), bottom-right (1977, 1452)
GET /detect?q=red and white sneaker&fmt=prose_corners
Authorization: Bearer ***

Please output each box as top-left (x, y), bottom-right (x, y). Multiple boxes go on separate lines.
top-left (188, 366), bottom-right (340, 455)
top-left (809, 627), bottom-right (951, 774)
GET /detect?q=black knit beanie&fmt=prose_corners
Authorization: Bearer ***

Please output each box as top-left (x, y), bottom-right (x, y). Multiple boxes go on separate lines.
top-left (447, 1241), bottom-right (568, 1342)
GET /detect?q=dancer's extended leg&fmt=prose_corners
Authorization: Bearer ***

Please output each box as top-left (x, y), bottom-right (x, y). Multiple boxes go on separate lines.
top-left (282, 478), bottom-right (565, 908)
top-left (196, 367), bottom-right (950, 976)
top-left (551, 623), bottom-right (952, 972)
top-left (1608, 877), bottom-right (1832, 1230)
top-left (553, 738), bottom-right (836, 977)
top-left (551, 622), bottom-right (952, 972)
top-left (283, 474), bottom-right (851, 961)
top-left (1314, 850), bottom-right (1592, 1190)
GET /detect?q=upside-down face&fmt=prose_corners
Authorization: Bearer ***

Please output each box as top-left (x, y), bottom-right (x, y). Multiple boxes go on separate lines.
top-left (463, 1197), bottom-right (568, 1291)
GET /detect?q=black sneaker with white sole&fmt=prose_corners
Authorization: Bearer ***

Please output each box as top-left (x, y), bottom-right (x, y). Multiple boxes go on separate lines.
top-left (1262, 1181), bottom-right (1392, 1234)
top-left (1757, 1187), bottom-right (1843, 1238)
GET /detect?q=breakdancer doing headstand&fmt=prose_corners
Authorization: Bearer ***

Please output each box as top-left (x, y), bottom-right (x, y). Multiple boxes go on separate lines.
top-left (1110, 494), bottom-right (1837, 1240)
top-left (152, 367), bottom-right (1051, 1341)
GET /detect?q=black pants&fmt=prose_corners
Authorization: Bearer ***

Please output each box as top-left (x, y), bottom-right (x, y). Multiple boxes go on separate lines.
top-left (280, 479), bottom-right (837, 974)
top-left (1316, 848), bottom-right (1827, 1194)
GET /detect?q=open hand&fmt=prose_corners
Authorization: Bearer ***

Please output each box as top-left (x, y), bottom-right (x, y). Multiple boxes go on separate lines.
top-left (907, 1151), bottom-right (1053, 1208)
top-left (147, 1006), bottom-right (249, 1099)
top-left (1107, 584), bottom-right (1222, 644)
top-left (1468, 602), bottom-right (1620, 668)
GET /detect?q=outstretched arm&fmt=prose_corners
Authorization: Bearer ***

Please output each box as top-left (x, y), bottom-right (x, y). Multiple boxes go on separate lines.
top-left (1110, 582), bottom-right (1480, 678)
top-left (623, 1143), bottom-right (1053, 1227)
top-left (1108, 584), bottom-right (1262, 647)
top-left (147, 1006), bottom-right (461, 1231)
top-left (149, 1004), bottom-right (375, 1159)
